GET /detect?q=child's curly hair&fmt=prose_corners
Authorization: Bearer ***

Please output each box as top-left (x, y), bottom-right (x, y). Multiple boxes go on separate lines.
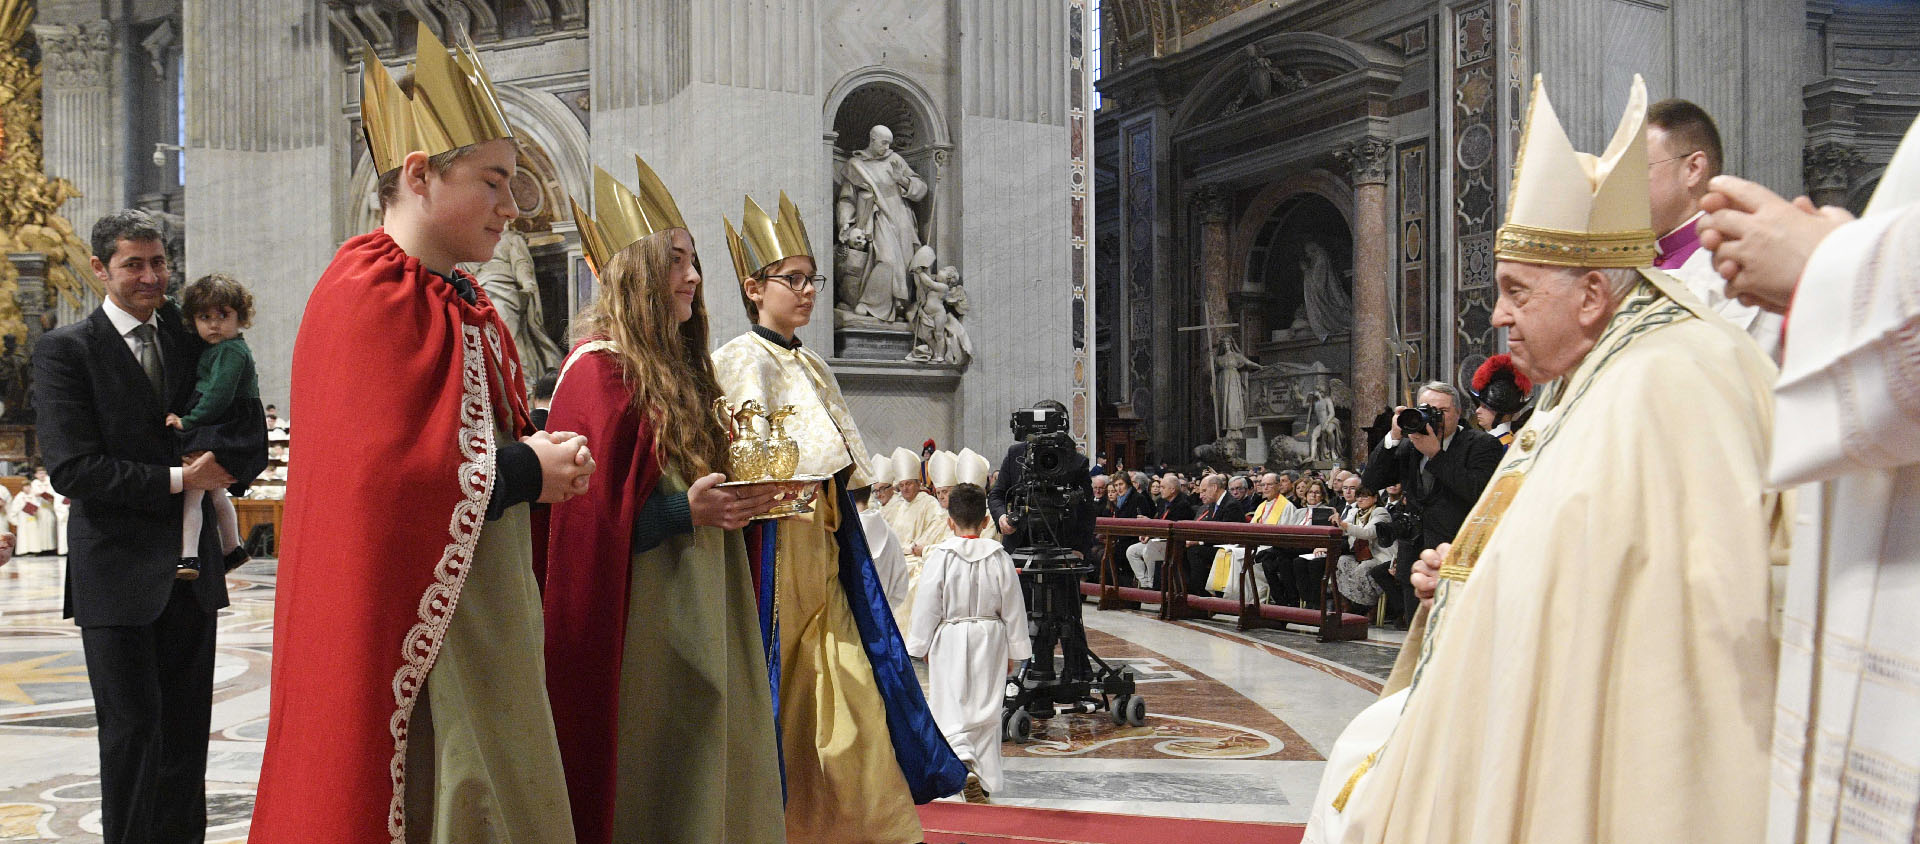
top-left (180, 273), bottom-right (255, 329)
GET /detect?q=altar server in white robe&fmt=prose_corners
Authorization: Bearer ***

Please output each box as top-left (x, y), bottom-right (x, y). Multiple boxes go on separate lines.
top-left (1305, 74), bottom-right (1786, 844)
top-left (10, 468), bottom-right (57, 555)
top-left (905, 482), bottom-right (1029, 803)
top-left (1698, 109), bottom-right (1920, 844)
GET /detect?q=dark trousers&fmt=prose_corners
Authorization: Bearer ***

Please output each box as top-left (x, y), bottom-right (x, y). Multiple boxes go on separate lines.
top-left (1257, 548), bottom-right (1289, 606)
top-left (1182, 544), bottom-right (1217, 597)
top-left (1285, 554), bottom-right (1327, 609)
top-left (1369, 547), bottom-right (1421, 625)
top-left (80, 580), bottom-right (217, 844)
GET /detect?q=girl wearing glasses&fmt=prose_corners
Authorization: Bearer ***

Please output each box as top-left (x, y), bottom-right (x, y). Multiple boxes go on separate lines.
top-left (711, 194), bottom-right (965, 843)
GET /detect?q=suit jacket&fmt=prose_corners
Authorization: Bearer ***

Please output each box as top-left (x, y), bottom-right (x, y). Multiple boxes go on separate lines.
top-left (1216, 494), bottom-right (1256, 524)
top-left (987, 440), bottom-right (1097, 552)
top-left (1111, 489), bottom-right (1153, 520)
top-left (1152, 494), bottom-right (1197, 522)
top-left (35, 303), bottom-right (228, 627)
top-left (1360, 426), bottom-right (1502, 551)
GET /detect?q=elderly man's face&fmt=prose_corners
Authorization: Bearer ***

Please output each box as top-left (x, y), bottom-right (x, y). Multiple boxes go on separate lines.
top-left (1492, 260), bottom-right (1612, 382)
top-left (1259, 474), bottom-right (1281, 500)
top-left (1160, 475), bottom-right (1181, 500)
top-left (1199, 477), bottom-right (1224, 503)
top-left (1228, 478), bottom-right (1250, 499)
top-left (897, 479), bottom-right (923, 501)
top-left (1341, 478), bottom-right (1362, 501)
top-left (1092, 477), bottom-right (1109, 499)
top-left (873, 482), bottom-right (895, 504)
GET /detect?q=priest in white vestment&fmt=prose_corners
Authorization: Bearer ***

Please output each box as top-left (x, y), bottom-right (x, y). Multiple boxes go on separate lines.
top-left (1698, 110), bottom-right (1920, 844)
top-left (1305, 74), bottom-right (1786, 844)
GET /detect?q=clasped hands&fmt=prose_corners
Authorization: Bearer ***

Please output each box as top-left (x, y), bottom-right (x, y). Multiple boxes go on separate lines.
top-left (1696, 175), bottom-right (1855, 314)
top-left (527, 431), bottom-right (595, 504)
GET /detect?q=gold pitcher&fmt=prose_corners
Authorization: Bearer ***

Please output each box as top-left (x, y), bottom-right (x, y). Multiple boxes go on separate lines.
top-left (764, 406), bottom-right (800, 480)
top-left (713, 397), bottom-right (772, 481)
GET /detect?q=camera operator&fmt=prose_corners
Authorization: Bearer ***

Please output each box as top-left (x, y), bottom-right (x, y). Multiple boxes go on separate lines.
top-left (987, 399), bottom-right (1097, 556)
top-left (1359, 381), bottom-right (1501, 622)
top-left (1369, 483), bottom-right (1420, 627)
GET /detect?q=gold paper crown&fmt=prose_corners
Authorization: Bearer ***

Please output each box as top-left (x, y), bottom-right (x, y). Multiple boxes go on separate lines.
top-left (360, 22), bottom-right (514, 176)
top-left (724, 192), bottom-right (815, 283)
top-left (571, 154), bottom-right (690, 278)
top-left (1494, 74), bottom-right (1656, 268)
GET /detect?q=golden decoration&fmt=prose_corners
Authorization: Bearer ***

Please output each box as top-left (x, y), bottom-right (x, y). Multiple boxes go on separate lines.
top-left (360, 21), bottom-right (514, 175)
top-left (572, 153), bottom-right (687, 279)
top-left (0, 0), bottom-right (103, 347)
top-left (1438, 472), bottom-right (1527, 582)
top-left (1518, 429), bottom-right (1538, 451)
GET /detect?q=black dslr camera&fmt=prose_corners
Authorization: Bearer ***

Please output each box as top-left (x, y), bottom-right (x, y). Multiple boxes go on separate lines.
top-left (1007, 405), bottom-right (1084, 553)
top-left (1396, 403), bottom-right (1446, 437)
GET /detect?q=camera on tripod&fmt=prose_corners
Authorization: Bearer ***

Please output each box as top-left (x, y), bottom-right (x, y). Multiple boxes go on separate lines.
top-left (1006, 405), bottom-right (1086, 556)
top-left (1396, 403), bottom-right (1446, 436)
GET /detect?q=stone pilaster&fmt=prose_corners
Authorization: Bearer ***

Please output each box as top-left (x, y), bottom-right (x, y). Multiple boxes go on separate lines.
top-left (33, 20), bottom-right (117, 239)
top-left (1193, 183), bottom-right (1232, 436)
top-left (1338, 136), bottom-right (1392, 466)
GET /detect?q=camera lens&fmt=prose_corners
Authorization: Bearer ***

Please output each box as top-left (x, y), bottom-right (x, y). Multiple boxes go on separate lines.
top-left (1396, 407), bottom-right (1428, 435)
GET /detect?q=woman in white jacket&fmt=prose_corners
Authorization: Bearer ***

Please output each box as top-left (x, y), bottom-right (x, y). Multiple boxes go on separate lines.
top-left (1330, 485), bottom-right (1394, 614)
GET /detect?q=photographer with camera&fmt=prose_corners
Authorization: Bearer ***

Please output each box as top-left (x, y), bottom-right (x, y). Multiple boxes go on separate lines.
top-left (987, 400), bottom-right (1096, 556)
top-left (1358, 382), bottom-right (1501, 623)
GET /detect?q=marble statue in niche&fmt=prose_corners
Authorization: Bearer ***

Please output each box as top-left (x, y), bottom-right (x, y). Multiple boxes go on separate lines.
top-left (461, 228), bottom-right (563, 379)
top-left (1307, 388), bottom-right (1343, 465)
top-left (835, 125), bottom-right (928, 323)
top-left (1298, 240), bottom-right (1351, 340)
top-left (1212, 336), bottom-right (1260, 433)
top-left (830, 122), bottom-right (972, 367)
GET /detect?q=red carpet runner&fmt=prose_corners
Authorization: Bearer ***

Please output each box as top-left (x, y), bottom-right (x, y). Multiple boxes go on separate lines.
top-left (919, 802), bottom-right (1305, 843)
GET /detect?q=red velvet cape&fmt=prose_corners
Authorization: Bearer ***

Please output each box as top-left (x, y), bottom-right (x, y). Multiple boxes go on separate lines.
top-left (249, 230), bottom-right (532, 844)
top-left (541, 343), bottom-right (663, 844)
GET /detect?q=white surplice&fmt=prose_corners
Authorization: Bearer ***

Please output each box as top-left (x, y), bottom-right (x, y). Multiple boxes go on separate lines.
top-left (1766, 196), bottom-right (1920, 844)
top-left (904, 536), bottom-right (1031, 793)
top-left (859, 508), bottom-right (913, 634)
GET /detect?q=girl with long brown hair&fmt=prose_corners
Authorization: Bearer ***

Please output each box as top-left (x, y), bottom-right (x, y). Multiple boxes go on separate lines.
top-left (541, 158), bottom-right (784, 844)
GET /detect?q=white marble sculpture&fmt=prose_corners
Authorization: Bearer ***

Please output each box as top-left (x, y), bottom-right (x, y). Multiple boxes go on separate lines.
top-left (937, 265), bottom-right (973, 365)
top-left (1300, 240), bottom-right (1351, 340)
top-left (906, 245), bottom-right (948, 363)
top-left (1213, 336), bottom-right (1260, 433)
top-left (836, 125), bottom-right (928, 323)
top-left (1307, 389), bottom-right (1343, 465)
top-left (462, 228), bottom-right (563, 380)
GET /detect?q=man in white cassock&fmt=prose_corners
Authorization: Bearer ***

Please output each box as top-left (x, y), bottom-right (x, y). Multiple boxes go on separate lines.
top-left (905, 482), bottom-right (1029, 804)
top-left (854, 456), bottom-right (912, 633)
top-left (1304, 74), bottom-right (1788, 844)
top-left (1697, 110), bottom-right (1920, 844)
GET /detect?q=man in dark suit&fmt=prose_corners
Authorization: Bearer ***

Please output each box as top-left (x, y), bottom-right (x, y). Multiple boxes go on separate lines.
top-left (1217, 474), bottom-right (1256, 524)
top-left (1360, 382), bottom-right (1501, 581)
top-left (35, 210), bottom-right (236, 844)
top-left (1182, 473), bottom-right (1242, 597)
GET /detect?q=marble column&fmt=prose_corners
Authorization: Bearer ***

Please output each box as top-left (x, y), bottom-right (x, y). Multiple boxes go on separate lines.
top-left (1802, 141), bottom-right (1862, 210)
top-left (1194, 184), bottom-right (1232, 437)
top-left (1338, 137), bottom-right (1392, 466)
top-left (32, 20), bottom-right (118, 240)
top-left (8, 253), bottom-right (49, 349)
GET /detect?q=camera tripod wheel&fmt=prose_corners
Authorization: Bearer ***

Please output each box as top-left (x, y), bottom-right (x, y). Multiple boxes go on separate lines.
top-left (1005, 708), bottom-right (1034, 744)
top-left (1107, 693), bottom-right (1147, 727)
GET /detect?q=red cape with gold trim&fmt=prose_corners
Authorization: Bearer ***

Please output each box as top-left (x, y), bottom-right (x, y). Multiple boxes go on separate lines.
top-left (540, 342), bottom-right (664, 844)
top-left (249, 229), bottom-right (532, 844)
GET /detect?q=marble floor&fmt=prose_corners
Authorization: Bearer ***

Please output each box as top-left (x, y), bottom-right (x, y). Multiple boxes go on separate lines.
top-left (0, 555), bottom-right (1401, 841)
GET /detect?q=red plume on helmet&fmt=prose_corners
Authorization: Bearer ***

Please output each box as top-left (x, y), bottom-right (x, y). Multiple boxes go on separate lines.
top-left (1470, 354), bottom-right (1532, 415)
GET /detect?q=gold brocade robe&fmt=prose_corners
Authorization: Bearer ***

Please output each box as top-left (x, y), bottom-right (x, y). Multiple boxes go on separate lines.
top-left (711, 332), bottom-right (922, 844)
top-left (711, 331), bottom-right (872, 485)
top-left (1321, 271), bottom-right (1786, 844)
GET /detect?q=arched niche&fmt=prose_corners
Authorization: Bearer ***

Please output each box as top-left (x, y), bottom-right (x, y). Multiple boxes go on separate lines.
top-left (822, 67), bottom-right (952, 257)
top-left (1241, 191), bottom-right (1353, 345)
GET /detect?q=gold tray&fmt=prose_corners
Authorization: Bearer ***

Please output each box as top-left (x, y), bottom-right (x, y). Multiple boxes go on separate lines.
top-left (716, 473), bottom-right (832, 520)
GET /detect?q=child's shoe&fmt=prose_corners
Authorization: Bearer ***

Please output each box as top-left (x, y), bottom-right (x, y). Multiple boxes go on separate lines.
top-left (176, 557), bottom-right (202, 581)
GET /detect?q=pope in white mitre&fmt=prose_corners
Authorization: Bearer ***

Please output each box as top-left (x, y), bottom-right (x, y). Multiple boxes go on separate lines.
top-left (1696, 110), bottom-right (1920, 844)
top-left (1302, 74), bottom-right (1789, 844)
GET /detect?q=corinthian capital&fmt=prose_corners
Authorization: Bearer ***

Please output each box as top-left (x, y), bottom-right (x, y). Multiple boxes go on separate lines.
top-left (33, 20), bottom-right (114, 88)
top-left (1802, 141), bottom-right (1863, 196)
top-left (1337, 137), bottom-right (1393, 186)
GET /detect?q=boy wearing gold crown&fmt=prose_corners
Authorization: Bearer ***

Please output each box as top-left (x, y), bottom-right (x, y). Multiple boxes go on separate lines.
top-left (540, 156), bottom-right (785, 844)
top-left (1301, 75), bottom-right (1785, 844)
top-left (250, 24), bottom-right (590, 844)
top-left (711, 194), bottom-right (966, 843)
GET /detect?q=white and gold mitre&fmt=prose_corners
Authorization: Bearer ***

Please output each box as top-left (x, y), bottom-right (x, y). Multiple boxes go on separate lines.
top-left (956, 449), bottom-right (991, 488)
top-left (867, 453), bottom-right (895, 486)
top-left (570, 154), bottom-right (689, 278)
top-left (724, 193), bottom-right (815, 283)
top-left (888, 448), bottom-right (922, 487)
top-left (1495, 74), bottom-right (1655, 268)
top-left (360, 22), bottom-right (514, 175)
